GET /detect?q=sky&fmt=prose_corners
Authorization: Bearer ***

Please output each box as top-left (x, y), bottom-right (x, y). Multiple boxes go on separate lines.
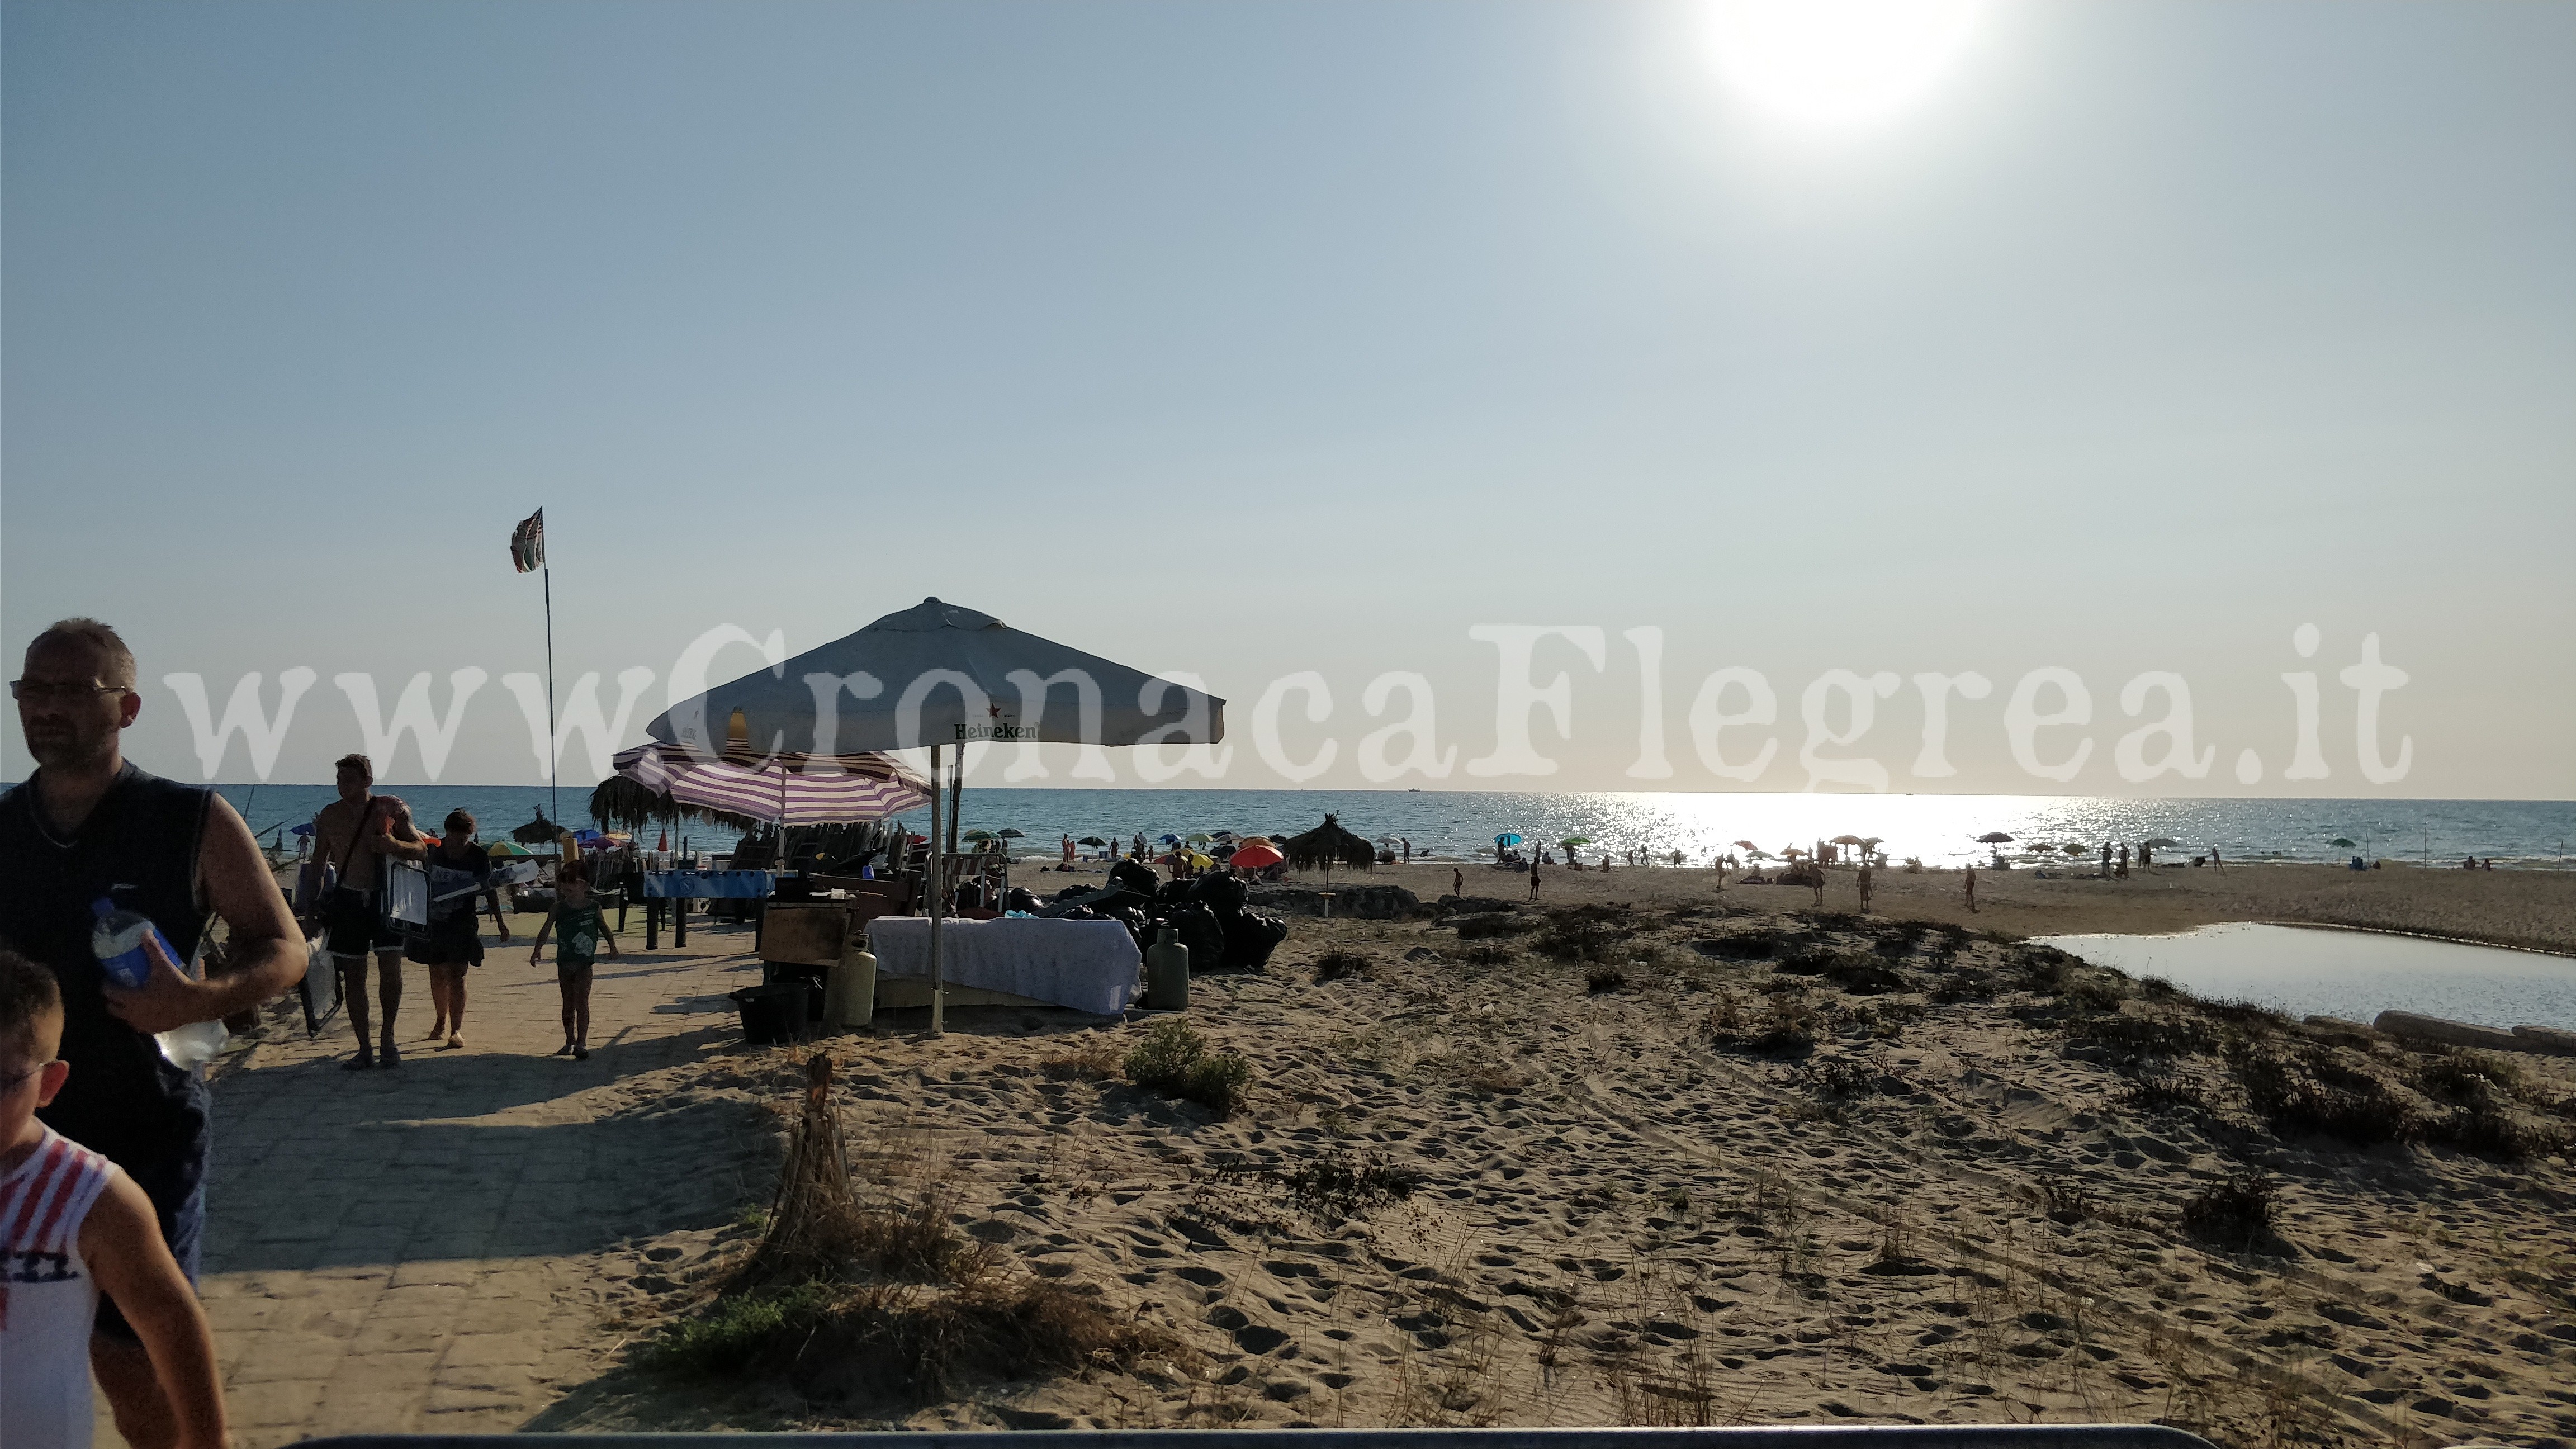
top-left (4, 0), bottom-right (2571, 797)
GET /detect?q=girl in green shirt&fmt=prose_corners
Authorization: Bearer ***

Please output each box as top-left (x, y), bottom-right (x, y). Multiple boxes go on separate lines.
top-left (529, 859), bottom-right (621, 1060)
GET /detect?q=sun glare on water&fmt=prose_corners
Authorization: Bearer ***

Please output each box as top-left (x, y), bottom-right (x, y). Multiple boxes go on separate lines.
top-left (1704, 0), bottom-right (1991, 129)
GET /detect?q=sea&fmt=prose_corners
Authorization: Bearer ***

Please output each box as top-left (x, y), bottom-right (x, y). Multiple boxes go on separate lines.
top-left (145, 785), bottom-right (2576, 872)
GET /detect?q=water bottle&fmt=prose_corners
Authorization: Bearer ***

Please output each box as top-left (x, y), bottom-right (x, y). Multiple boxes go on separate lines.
top-left (89, 899), bottom-right (230, 1070)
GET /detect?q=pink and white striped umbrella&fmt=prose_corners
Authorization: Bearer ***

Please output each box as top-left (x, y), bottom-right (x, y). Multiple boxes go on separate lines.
top-left (611, 741), bottom-right (929, 826)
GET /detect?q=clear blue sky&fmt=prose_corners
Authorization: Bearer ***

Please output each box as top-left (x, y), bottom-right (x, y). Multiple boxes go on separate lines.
top-left (6, 1), bottom-right (2570, 795)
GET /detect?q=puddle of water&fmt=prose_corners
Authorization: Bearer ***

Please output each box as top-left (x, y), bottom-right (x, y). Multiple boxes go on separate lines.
top-left (2035, 922), bottom-right (2576, 1032)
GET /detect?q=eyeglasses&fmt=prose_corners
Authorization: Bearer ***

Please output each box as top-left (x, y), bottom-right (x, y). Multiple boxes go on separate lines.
top-left (10, 680), bottom-right (130, 704)
top-left (0, 1059), bottom-right (56, 1093)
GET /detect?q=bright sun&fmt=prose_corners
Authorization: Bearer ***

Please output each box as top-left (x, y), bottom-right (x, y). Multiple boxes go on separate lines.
top-left (1704, 0), bottom-right (1991, 129)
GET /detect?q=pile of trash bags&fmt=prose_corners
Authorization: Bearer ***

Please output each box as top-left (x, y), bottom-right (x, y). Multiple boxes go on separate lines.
top-left (1033, 860), bottom-right (1288, 971)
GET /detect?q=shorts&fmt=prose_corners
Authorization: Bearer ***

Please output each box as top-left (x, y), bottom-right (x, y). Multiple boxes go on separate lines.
top-left (323, 888), bottom-right (402, 958)
top-left (94, 1130), bottom-right (209, 1344)
top-left (406, 920), bottom-right (485, 968)
top-left (556, 959), bottom-right (594, 986)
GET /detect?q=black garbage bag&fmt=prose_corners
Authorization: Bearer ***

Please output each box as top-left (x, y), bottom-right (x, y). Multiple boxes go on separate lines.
top-left (1055, 906), bottom-right (1098, 921)
top-left (1154, 878), bottom-right (1193, 907)
top-left (1187, 872), bottom-right (1249, 918)
top-left (1222, 908), bottom-right (1289, 970)
top-left (1106, 906), bottom-right (1152, 953)
top-left (1108, 859), bottom-right (1162, 896)
top-left (1003, 887), bottom-right (1040, 914)
top-left (1164, 901), bottom-right (1227, 972)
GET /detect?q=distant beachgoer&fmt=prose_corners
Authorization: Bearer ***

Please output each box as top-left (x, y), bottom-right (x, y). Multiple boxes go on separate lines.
top-left (2210, 845), bottom-right (2222, 871)
top-left (1964, 864), bottom-right (1978, 913)
top-left (1452, 868), bottom-right (1464, 899)
top-left (1810, 866), bottom-right (1825, 908)
top-left (1857, 864), bottom-right (1873, 914)
top-left (1528, 863), bottom-right (1541, 902)
top-left (2115, 844), bottom-right (2130, 879)
top-left (529, 859), bottom-right (620, 1060)
top-left (1060, 834), bottom-right (1073, 863)
top-left (2099, 842), bottom-right (2110, 877)
top-left (1600, 852), bottom-right (1612, 873)
top-left (410, 810), bottom-right (492, 1051)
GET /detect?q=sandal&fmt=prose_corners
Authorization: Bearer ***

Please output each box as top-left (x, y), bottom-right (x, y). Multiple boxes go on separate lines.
top-left (443, 1033), bottom-right (465, 1050)
top-left (342, 1049), bottom-right (375, 1072)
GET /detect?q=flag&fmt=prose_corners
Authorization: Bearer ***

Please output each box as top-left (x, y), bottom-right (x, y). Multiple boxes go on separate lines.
top-left (509, 509), bottom-right (545, 574)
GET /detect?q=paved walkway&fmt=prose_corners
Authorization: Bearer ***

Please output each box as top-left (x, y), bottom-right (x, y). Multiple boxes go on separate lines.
top-left (98, 916), bottom-right (775, 1448)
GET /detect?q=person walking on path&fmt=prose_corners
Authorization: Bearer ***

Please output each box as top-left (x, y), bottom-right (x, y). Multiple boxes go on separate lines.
top-left (1857, 863), bottom-right (1874, 914)
top-left (2, 950), bottom-right (231, 1449)
top-left (530, 860), bottom-right (621, 1060)
top-left (0, 618), bottom-right (301, 1449)
top-left (411, 810), bottom-right (492, 1050)
top-left (311, 754), bottom-right (426, 1069)
top-left (1964, 863), bottom-right (1979, 913)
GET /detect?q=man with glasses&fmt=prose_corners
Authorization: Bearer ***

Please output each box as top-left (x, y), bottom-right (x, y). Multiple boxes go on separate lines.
top-left (0, 618), bottom-right (305, 1449)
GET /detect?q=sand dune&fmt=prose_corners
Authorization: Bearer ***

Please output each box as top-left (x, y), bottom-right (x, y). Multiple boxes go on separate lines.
top-left (553, 894), bottom-right (2576, 1447)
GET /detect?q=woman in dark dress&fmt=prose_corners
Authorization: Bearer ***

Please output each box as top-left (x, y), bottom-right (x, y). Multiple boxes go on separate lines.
top-left (411, 809), bottom-right (493, 1050)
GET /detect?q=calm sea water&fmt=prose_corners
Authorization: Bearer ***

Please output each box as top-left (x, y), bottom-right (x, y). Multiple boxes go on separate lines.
top-left (2040, 924), bottom-right (2576, 1031)
top-left (150, 784), bottom-right (2576, 871)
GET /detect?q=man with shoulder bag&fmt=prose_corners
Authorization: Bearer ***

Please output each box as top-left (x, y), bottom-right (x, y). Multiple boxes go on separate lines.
top-left (310, 754), bottom-right (425, 1069)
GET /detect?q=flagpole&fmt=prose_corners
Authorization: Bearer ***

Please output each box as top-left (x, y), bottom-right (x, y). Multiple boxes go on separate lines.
top-left (543, 560), bottom-right (558, 827)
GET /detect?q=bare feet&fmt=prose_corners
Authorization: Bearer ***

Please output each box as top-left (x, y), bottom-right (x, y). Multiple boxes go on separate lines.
top-left (553, 1042), bottom-right (574, 1056)
top-left (572, 1046), bottom-right (589, 1060)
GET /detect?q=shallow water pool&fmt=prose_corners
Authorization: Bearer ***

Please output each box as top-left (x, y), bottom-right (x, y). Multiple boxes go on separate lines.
top-left (2035, 922), bottom-right (2576, 1032)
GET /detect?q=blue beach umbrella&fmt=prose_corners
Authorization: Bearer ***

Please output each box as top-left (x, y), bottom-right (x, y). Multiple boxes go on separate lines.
top-left (288, 822), bottom-right (314, 837)
top-left (1496, 833), bottom-right (1523, 847)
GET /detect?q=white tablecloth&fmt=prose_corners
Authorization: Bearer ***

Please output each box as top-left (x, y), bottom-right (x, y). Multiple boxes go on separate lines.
top-left (865, 917), bottom-right (1141, 1016)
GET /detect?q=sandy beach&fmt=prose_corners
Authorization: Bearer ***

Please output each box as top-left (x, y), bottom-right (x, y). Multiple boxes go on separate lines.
top-left (158, 869), bottom-right (2576, 1449)
top-left (1361, 858), bottom-right (2576, 958)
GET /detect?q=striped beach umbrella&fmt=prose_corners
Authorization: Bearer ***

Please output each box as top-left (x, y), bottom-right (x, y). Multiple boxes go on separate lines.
top-left (610, 741), bottom-right (929, 827)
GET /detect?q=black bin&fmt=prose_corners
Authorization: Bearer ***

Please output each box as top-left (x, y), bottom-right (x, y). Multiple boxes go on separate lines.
top-left (730, 982), bottom-right (808, 1044)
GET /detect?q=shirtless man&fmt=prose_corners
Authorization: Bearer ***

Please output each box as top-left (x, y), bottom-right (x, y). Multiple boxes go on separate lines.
top-left (2, 618), bottom-right (304, 1449)
top-left (311, 754), bottom-right (424, 1069)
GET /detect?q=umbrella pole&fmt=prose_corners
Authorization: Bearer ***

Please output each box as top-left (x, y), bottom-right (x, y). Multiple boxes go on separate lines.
top-left (929, 744), bottom-right (945, 1037)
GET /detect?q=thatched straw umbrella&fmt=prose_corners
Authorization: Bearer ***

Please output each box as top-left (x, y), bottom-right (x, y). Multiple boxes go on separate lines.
top-left (510, 809), bottom-right (561, 847)
top-left (588, 775), bottom-right (764, 835)
top-left (1283, 814), bottom-right (1375, 899)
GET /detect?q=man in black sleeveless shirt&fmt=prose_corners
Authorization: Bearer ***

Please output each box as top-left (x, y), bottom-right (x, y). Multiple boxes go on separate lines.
top-left (2, 619), bottom-right (305, 1449)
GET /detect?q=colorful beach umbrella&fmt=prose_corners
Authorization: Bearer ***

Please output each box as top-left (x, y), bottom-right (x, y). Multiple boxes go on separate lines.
top-left (1495, 832), bottom-right (1523, 847)
top-left (612, 740), bottom-right (929, 827)
top-left (1230, 843), bottom-right (1283, 869)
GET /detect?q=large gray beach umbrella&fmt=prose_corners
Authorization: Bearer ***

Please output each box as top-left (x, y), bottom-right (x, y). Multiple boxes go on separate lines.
top-left (643, 598), bottom-right (1227, 1032)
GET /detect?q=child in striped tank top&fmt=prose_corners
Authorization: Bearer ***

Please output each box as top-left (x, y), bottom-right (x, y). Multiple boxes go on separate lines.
top-left (2, 950), bottom-right (226, 1449)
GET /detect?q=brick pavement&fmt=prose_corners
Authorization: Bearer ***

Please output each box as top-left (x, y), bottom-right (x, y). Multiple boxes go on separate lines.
top-left (96, 915), bottom-right (775, 1448)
